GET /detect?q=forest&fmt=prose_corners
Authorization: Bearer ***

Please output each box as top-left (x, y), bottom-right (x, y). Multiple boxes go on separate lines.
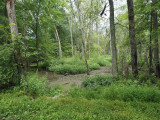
top-left (0, 0), bottom-right (160, 119)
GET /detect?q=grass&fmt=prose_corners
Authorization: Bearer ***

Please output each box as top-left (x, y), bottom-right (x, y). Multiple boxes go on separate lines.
top-left (0, 88), bottom-right (160, 120)
top-left (49, 55), bottom-right (111, 75)
top-left (1, 68), bottom-right (160, 119)
top-left (69, 85), bottom-right (160, 102)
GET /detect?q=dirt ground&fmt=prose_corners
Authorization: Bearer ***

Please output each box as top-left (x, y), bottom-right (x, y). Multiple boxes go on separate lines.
top-left (39, 66), bottom-right (112, 90)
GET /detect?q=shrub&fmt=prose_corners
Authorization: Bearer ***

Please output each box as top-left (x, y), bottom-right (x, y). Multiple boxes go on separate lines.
top-left (88, 55), bottom-right (111, 67)
top-left (49, 64), bottom-right (86, 74)
top-left (0, 45), bottom-right (18, 89)
top-left (157, 80), bottom-right (160, 89)
top-left (21, 72), bottom-right (60, 97)
top-left (89, 63), bottom-right (100, 70)
top-left (138, 73), bottom-right (158, 84)
top-left (39, 61), bottom-right (50, 70)
top-left (82, 75), bottom-right (115, 90)
top-left (49, 56), bottom-right (111, 75)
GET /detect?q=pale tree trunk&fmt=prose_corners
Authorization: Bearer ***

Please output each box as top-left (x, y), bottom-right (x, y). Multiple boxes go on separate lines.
top-left (152, 0), bottom-right (160, 77)
top-left (74, 0), bottom-right (90, 75)
top-left (6, 0), bottom-right (22, 84)
top-left (127, 0), bottom-right (138, 77)
top-left (88, 0), bottom-right (93, 59)
top-left (96, 23), bottom-right (100, 54)
top-left (88, 24), bottom-right (92, 59)
top-left (55, 27), bottom-right (62, 59)
top-left (109, 0), bottom-right (118, 76)
top-left (82, 44), bottom-right (84, 59)
top-left (69, 16), bottom-right (74, 57)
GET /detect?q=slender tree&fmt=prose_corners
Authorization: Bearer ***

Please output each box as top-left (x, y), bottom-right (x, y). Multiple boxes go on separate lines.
top-left (149, 11), bottom-right (153, 74)
top-left (55, 27), bottom-right (62, 59)
top-left (74, 0), bottom-right (90, 75)
top-left (6, 0), bottom-right (22, 83)
top-left (109, 0), bottom-right (118, 76)
top-left (127, 0), bottom-right (138, 76)
top-left (152, 0), bottom-right (160, 77)
top-left (35, 0), bottom-right (40, 68)
top-left (69, 16), bottom-right (74, 57)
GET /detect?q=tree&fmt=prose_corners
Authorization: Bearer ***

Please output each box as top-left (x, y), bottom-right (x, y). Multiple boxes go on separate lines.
top-left (69, 16), bottom-right (74, 57)
top-left (55, 26), bottom-right (62, 59)
top-left (127, 0), bottom-right (138, 77)
top-left (109, 0), bottom-right (118, 76)
top-left (6, 0), bottom-right (22, 83)
top-left (152, 0), bottom-right (160, 77)
top-left (74, 0), bottom-right (90, 75)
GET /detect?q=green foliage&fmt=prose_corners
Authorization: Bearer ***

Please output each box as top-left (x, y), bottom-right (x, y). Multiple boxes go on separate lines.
top-left (157, 81), bottom-right (160, 89)
top-left (49, 56), bottom-right (111, 75)
top-left (0, 44), bottom-right (18, 88)
top-left (49, 58), bottom-right (86, 74)
top-left (1, 74), bottom-right (160, 119)
top-left (50, 64), bottom-right (86, 74)
top-left (0, 93), bottom-right (159, 120)
top-left (88, 55), bottom-right (112, 67)
top-left (138, 73), bottom-right (158, 84)
top-left (70, 85), bottom-right (160, 103)
top-left (82, 75), bottom-right (115, 90)
top-left (38, 61), bottom-right (50, 70)
top-left (88, 63), bottom-right (100, 70)
top-left (101, 85), bottom-right (160, 102)
top-left (21, 72), bottom-right (61, 97)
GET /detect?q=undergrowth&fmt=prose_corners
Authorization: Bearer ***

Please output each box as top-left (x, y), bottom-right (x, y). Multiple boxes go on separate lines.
top-left (49, 55), bottom-right (111, 74)
top-left (1, 73), bottom-right (160, 119)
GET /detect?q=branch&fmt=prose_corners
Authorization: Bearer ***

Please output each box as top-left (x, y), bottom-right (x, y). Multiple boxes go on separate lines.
top-left (115, 22), bottom-right (128, 29)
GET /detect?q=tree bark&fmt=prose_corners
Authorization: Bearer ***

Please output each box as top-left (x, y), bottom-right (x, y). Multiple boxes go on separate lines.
top-left (35, 0), bottom-right (40, 68)
top-left (55, 27), bottom-right (62, 59)
top-left (152, 0), bottom-right (160, 77)
top-left (24, 23), bottom-right (28, 84)
top-left (88, 25), bottom-right (92, 59)
top-left (69, 16), bottom-right (74, 57)
top-left (96, 22), bottom-right (100, 54)
top-left (127, 0), bottom-right (138, 77)
top-left (74, 0), bottom-right (90, 75)
top-left (149, 11), bottom-right (153, 74)
top-left (6, 0), bottom-right (22, 84)
top-left (109, 0), bottom-right (118, 76)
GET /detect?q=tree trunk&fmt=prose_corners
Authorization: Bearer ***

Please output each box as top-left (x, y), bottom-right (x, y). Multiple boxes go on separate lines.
top-left (6, 0), bottom-right (22, 84)
top-left (36, 0), bottom-right (40, 68)
top-left (96, 22), bottom-right (100, 54)
top-left (152, 0), bottom-right (160, 77)
top-left (144, 49), bottom-right (149, 69)
top-left (109, 0), bottom-right (118, 76)
top-left (149, 11), bottom-right (153, 74)
top-left (24, 23), bottom-right (28, 83)
top-left (88, 25), bottom-right (91, 59)
top-left (69, 16), bottom-right (74, 57)
top-left (74, 0), bottom-right (90, 75)
top-left (127, 0), bottom-right (138, 77)
top-left (55, 27), bottom-right (62, 59)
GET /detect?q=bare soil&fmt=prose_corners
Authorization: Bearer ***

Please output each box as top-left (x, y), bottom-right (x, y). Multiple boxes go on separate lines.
top-left (39, 66), bottom-right (112, 90)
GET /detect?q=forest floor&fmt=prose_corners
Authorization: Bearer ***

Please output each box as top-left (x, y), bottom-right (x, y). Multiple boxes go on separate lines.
top-left (39, 66), bottom-right (112, 90)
